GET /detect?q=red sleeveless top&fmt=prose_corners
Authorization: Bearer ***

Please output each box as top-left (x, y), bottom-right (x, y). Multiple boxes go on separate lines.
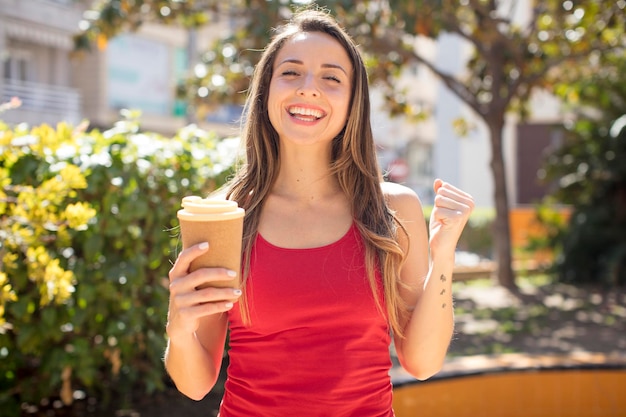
top-left (220, 223), bottom-right (394, 416)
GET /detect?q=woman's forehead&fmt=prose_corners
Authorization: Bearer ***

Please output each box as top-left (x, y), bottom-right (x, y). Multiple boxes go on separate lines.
top-left (275, 31), bottom-right (353, 69)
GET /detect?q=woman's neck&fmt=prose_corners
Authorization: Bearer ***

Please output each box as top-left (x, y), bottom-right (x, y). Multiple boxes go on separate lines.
top-left (272, 143), bottom-right (340, 203)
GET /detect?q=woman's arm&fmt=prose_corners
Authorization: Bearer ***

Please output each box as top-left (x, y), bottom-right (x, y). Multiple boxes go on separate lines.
top-left (164, 242), bottom-right (241, 400)
top-left (384, 179), bottom-right (474, 380)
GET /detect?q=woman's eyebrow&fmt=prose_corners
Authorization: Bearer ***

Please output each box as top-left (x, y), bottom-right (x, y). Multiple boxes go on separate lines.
top-left (276, 59), bottom-right (349, 76)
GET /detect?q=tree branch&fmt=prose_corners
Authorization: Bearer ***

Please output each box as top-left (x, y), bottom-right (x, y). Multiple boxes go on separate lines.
top-left (365, 28), bottom-right (483, 115)
top-left (413, 51), bottom-right (484, 116)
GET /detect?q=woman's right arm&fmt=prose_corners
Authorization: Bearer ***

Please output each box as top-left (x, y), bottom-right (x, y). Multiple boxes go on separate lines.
top-left (164, 242), bottom-right (241, 400)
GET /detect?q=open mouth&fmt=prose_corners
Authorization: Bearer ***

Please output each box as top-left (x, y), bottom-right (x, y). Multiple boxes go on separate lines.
top-left (287, 106), bottom-right (326, 121)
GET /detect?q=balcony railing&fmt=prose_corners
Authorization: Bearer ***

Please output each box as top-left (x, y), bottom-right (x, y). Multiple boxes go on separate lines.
top-left (1, 78), bottom-right (81, 125)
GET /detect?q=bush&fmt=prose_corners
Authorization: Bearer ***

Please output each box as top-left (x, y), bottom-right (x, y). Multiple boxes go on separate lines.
top-left (457, 207), bottom-right (495, 259)
top-left (538, 52), bottom-right (626, 286)
top-left (0, 111), bottom-right (237, 413)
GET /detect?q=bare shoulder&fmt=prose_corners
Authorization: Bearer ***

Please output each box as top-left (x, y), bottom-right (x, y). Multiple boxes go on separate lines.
top-left (380, 181), bottom-right (424, 219)
top-left (381, 181), bottom-right (418, 199)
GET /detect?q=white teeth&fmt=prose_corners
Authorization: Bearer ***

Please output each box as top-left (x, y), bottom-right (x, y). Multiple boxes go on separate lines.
top-left (288, 106), bottom-right (324, 119)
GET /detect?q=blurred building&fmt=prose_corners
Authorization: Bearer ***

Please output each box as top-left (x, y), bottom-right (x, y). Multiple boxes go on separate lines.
top-left (69, 21), bottom-right (239, 136)
top-left (0, 0), bottom-right (237, 136)
top-left (0, 0), bottom-right (86, 126)
top-left (1, 0), bottom-right (563, 209)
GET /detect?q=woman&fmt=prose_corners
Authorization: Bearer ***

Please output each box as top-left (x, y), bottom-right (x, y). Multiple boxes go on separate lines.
top-left (165, 8), bottom-right (474, 416)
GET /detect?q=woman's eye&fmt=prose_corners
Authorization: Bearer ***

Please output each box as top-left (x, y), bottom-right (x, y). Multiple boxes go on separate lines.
top-left (282, 70), bottom-right (299, 76)
top-left (324, 75), bottom-right (341, 83)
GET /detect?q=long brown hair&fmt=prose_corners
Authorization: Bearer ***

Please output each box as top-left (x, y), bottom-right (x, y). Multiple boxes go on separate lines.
top-left (226, 8), bottom-right (409, 336)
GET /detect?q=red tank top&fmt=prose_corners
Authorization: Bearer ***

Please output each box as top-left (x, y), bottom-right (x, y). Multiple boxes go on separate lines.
top-left (220, 223), bottom-right (394, 417)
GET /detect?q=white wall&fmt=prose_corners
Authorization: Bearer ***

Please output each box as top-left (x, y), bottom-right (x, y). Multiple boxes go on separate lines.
top-left (432, 33), bottom-right (494, 208)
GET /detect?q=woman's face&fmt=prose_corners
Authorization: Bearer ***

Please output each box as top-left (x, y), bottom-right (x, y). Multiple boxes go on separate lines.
top-left (268, 31), bottom-right (353, 147)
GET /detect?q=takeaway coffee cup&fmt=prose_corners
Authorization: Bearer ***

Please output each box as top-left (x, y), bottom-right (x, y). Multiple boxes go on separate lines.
top-left (177, 196), bottom-right (245, 288)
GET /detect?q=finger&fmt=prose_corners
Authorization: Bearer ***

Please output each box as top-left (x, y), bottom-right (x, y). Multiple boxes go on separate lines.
top-left (169, 268), bottom-right (239, 295)
top-left (167, 300), bottom-right (236, 336)
top-left (196, 300), bottom-right (237, 315)
top-left (168, 242), bottom-right (209, 283)
top-left (432, 206), bottom-right (471, 223)
top-left (435, 189), bottom-right (474, 212)
top-left (433, 193), bottom-right (473, 213)
top-left (435, 182), bottom-right (474, 201)
top-left (434, 179), bottom-right (475, 202)
top-left (179, 300), bottom-right (237, 321)
top-left (433, 178), bottom-right (444, 193)
top-left (174, 286), bottom-right (242, 309)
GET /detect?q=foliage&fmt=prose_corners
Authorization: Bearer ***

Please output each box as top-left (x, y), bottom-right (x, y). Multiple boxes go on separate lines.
top-left (0, 111), bottom-right (237, 412)
top-left (76, 0), bottom-right (625, 288)
top-left (75, 1), bottom-right (625, 117)
top-left (540, 52), bottom-right (626, 286)
top-left (457, 208), bottom-right (495, 259)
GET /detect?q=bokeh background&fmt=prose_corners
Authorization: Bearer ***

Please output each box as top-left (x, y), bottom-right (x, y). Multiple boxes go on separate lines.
top-left (1, 1), bottom-right (624, 416)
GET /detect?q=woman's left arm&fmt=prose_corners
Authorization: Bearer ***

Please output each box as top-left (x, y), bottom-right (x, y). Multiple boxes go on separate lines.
top-left (385, 179), bottom-right (474, 380)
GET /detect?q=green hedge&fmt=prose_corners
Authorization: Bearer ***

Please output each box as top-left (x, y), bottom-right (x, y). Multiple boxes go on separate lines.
top-left (0, 111), bottom-right (237, 413)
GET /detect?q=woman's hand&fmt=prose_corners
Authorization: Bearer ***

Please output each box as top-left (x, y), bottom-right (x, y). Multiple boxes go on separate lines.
top-left (428, 179), bottom-right (474, 261)
top-left (166, 242), bottom-right (241, 340)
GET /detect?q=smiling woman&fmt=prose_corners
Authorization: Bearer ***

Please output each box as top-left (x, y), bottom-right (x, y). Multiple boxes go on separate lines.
top-left (268, 31), bottom-right (353, 146)
top-left (163, 7), bottom-right (474, 417)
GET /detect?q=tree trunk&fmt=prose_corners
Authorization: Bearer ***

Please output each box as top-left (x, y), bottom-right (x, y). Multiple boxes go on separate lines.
top-left (487, 118), bottom-right (517, 289)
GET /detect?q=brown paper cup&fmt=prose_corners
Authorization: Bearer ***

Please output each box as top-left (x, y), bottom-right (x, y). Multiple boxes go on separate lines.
top-left (177, 197), bottom-right (244, 289)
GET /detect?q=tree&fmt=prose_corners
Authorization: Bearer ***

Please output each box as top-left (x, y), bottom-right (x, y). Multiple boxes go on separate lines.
top-left (75, 0), bottom-right (625, 288)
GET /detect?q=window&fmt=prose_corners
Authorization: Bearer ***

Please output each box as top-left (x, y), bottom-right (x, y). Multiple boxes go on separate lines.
top-left (4, 50), bottom-right (34, 82)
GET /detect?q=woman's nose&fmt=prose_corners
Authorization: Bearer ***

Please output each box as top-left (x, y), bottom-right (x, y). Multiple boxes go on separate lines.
top-left (297, 74), bottom-right (319, 97)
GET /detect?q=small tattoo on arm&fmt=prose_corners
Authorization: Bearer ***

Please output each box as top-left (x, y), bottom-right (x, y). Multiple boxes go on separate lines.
top-left (439, 275), bottom-right (448, 308)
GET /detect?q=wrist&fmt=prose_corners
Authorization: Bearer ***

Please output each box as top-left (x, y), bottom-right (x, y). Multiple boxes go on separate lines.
top-left (429, 249), bottom-right (456, 268)
top-left (166, 325), bottom-right (198, 346)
